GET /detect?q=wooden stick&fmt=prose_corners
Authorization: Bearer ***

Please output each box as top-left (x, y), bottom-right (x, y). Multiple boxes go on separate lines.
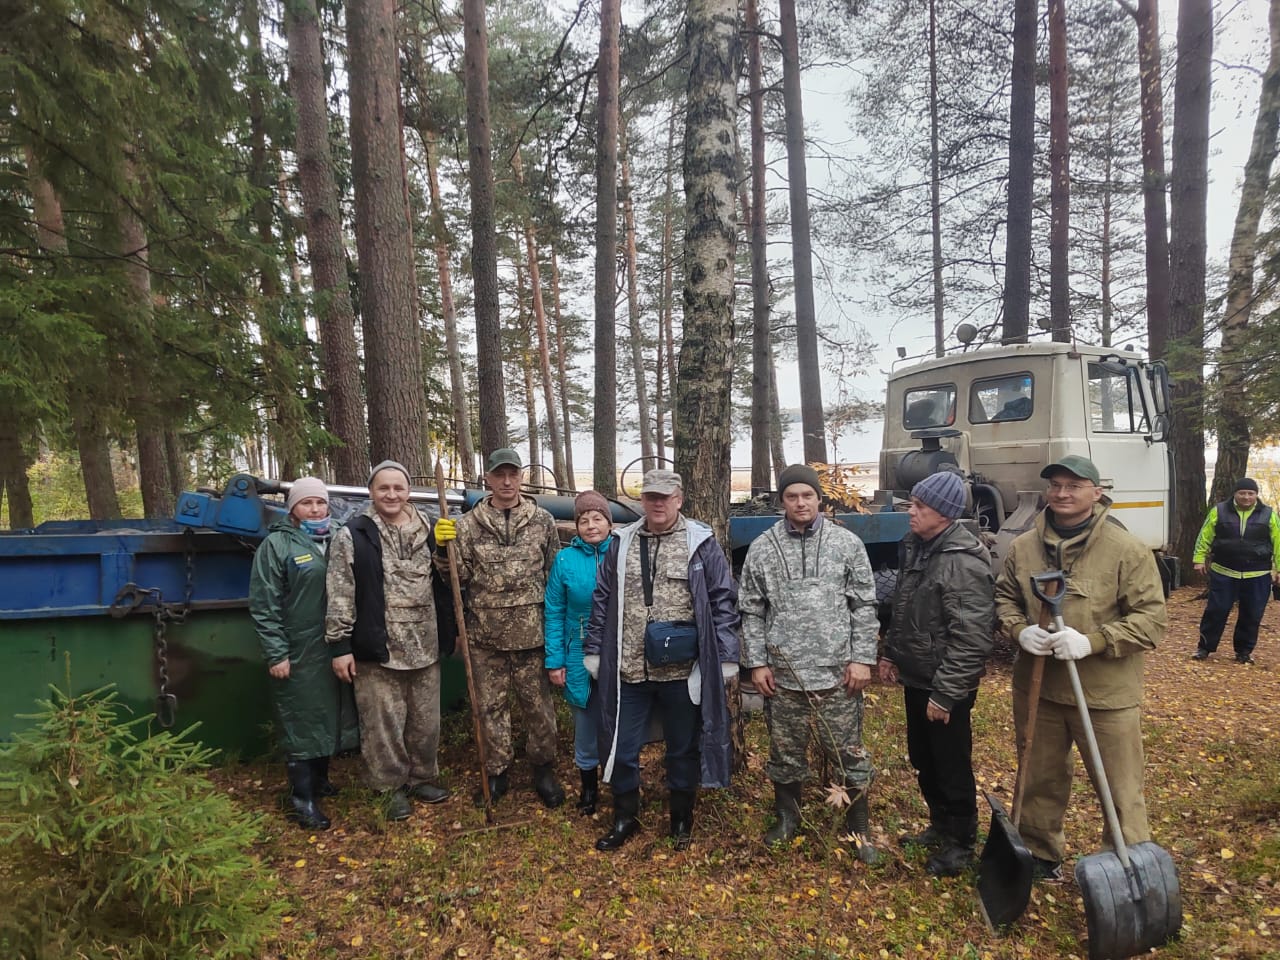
top-left (435, 460), bottom-right (493, 821)
top-left (1010, 580), bottom-right (1057, 828)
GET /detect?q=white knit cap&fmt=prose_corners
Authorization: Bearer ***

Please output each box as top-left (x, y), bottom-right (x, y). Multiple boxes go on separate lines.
top-left (286, 476), bottom-right (329, 512)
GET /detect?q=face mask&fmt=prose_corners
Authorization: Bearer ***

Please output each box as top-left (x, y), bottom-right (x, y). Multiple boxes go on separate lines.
top-left (301, 517), bottom-right (330, 537)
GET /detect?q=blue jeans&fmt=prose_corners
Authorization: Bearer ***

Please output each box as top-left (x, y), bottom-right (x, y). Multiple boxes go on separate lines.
top-left (609, 679), bottom-right (700, 794)
top-left (1198, 570), bottom-right (1271, 658)
top-left (571, 684), bottom-right (601, 770)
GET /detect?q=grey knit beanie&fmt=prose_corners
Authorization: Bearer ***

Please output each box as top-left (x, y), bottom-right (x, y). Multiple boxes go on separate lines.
top-left (286, 476), bottom-right (329, 511)
top-left (368, 460), bottom-right (412, 487)
top-left (911, 470), bottom-right (967, 520)
top-left (777, 463), bottom-right (822, 498)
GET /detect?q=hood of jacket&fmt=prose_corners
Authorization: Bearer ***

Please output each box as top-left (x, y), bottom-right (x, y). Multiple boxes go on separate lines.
top-left (470, 493), bottom-right (541, 542)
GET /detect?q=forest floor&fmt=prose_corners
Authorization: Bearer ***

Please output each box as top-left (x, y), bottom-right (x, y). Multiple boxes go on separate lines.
top-left (220, 586), bottom-right (1280, 960)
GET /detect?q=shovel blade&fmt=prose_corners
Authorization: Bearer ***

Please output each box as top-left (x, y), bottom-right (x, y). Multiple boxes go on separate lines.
top-left (976, 793), bottom-right (1034, 929)
top-left (1077, 841), bottom-right (1181, 960)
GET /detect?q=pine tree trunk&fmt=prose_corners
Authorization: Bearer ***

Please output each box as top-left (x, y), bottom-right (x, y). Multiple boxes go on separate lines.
top-left (1131, 0), bottom-right (1172, 358)
top-left (768, 355), bottom-right (787, 489)
top-left (512, 152), bottom-right (566, 488)
top-left (1211, 0), bottom-right (1280, 503)
top-left (676, 0), bottom-right (738, 544)
top-left (0, 403), bottom-right (35, 528)
top-left (1168, 0), bottom-right (1213, 568)
top-left (655, 327), bottom-right (666, 461)
top-left (1003, 0), bottom-right (1036, 344)
top-left (514, 249), bottom-right (540, 469)
top-left (746, 0), bottom-right (772, 494)
top-left (550, 247), bottom-right (576, 490)
top-left (462, 0), bottom-right (506, 455)
top-left (284, 0), bottom-right (368, 484)
top-left (1101, 141), bottom-right (1114, 347)
top-left (424, 130), bottom-right (478, 481)
top-left (779, 0), bottom-right (826, 464)
top-left (929, 0), bottom-right (945, 357)
top-left (1048, 0), bottom-right (1071, 342)
top-left (27, 144), bottom-right (120, 516)
top-left (164, 429), bottom-right (186, 499)
top-left (593, 0), bottom-right (621, 495)
top-left (620, 138), bottom-right (655, 469)
top-left (347, 0), bottom-right (426, 476)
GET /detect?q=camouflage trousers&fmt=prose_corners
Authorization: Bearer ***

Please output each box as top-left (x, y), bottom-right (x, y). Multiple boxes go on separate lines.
top-left (764, 686), bottom-right (873, 789)
top-left (470, 645), bottom-right (558, 775)
top-left (351, 661), bottom-right (441, 792)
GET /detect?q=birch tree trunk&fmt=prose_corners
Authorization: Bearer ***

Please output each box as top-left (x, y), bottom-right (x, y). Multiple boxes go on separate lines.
top-left (347, 0), bottom-right (426, 474)
top-left (514, 248), bottom-right (540, 469)
top-left (1211, 0), bottom-right (1280, 503)
top-left (283, 0), bottom-right (368, 484)
top-left (462, 0), bottom-right (507, 454)
top-left (779, 0), bottom-right (826, 464)
top-left (1168, 0), bottom-right (1213, 567)
top-left (676, 0), bottom-right (738, 544)
top-left (1002, 0), bottom-right (1036, 344)
top-left (593, 0), bottom-right (621, 495)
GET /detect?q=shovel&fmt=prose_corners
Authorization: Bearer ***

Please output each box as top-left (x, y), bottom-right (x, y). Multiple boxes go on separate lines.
top-left (976, 571), bottom-right (1062, 929)
top-left (1063, 652), bottom-right (1181, 958)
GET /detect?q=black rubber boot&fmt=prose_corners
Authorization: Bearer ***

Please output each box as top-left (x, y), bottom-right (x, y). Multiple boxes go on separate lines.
top-left (595, 789), bottom-right (641, 851)
top-left (844, 790), bottom-right (879, 865)
top-left (669, 789), bottom-right (696, 851)
top-left (310, 756), bottom-right (338, 798)
top-left (576, 767), bottom-right (599, 816)
top-left (925, 816), bottom-right (976, 876)
top-left (764, 781), bottom-right (802, 846)
top-left (898, 823), bottom-right (948, 849)
top-left (473, 769), bottom-right (509, 807)
top-left (533, 763), bottom-right (566, 809)
top-left (285, 760), bottom-right (331, 831)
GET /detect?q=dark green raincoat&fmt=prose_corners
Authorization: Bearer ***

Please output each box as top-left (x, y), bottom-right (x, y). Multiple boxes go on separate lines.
top-left (249, 519), bottom-right (360, 760)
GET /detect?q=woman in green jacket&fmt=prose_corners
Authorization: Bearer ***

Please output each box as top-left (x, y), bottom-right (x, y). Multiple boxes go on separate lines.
top-left (249, 477), bottom-right (359, 830)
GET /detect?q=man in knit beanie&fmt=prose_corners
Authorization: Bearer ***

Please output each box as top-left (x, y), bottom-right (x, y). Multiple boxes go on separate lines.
top-left (879, 469), bottom-right (993, 876)
top-left (739, 464), bottom-right (881, 862)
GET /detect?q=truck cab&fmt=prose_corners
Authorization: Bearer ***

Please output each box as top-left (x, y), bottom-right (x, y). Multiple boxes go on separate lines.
top-left (879, 341), bottom-right (1174, 573)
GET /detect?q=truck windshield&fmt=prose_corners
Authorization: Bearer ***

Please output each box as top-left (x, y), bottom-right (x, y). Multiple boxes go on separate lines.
top-left (970, 373), bottom-right (1033, 423)
top-left (903, 385), bottom-right (956, 429)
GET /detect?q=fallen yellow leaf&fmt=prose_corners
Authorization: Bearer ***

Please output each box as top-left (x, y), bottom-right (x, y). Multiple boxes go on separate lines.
top-left (293, 859), bottom-right (306, 869)
top-left (1221, 848), bottom-right (1235, 859)
top-left (350, 934), bottom-right (363, 947)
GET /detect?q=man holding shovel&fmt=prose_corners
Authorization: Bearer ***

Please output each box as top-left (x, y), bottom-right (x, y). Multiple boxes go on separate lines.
top-left (994, 455), bottom-right (1167, 881)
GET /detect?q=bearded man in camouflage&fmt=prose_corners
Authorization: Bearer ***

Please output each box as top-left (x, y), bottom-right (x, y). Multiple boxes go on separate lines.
top-left (433, 448), bottom-right (565, 808)
top-left (738, 464), bottom-right (881, 862)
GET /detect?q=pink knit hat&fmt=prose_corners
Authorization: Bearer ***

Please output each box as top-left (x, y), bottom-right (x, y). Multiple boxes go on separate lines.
top-left (287, 476), bottom-right (329, 511)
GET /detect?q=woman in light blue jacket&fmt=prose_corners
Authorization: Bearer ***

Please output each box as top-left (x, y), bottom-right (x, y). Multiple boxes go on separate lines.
top-left (544, 490), bottom-right (614, 814)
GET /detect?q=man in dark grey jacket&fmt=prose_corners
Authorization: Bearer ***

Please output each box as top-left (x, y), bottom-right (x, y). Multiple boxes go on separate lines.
top-left (878, 470), bottom-right (994, 876)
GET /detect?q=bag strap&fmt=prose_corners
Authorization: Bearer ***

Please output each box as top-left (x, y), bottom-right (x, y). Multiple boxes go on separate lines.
top-left (638, 535), bottom-right (660, 614)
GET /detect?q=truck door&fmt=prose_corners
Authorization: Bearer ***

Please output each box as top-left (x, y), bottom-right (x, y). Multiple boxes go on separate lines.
top-left (1082, 358), bottom-right (1171, 551)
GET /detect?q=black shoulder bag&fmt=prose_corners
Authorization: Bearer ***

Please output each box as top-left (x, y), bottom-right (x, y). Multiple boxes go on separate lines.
top-left (640, 536), bottom-right (699, 666)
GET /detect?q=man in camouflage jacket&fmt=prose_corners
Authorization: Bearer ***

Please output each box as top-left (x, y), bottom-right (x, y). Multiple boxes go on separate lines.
top-left (738, 464), bottom-right (881, 862)
top-left (434, 448), bottom-right (564, 807)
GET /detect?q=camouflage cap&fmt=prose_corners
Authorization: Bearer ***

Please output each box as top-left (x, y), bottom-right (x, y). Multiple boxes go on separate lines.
top-left (641, 469), bottom-right (683, 495)
top-left (486, 447), bottom-right (523, 472)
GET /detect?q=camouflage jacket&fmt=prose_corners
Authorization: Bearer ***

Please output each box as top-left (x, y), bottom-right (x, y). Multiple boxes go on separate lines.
top-left (325, 505), bottom-right (438, 670)
top-left (443, 494), bottom-right (559, 651)
top-left (738, 517), bottom-right (879, 691)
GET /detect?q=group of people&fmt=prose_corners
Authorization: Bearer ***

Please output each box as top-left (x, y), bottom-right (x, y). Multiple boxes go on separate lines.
top-left (249, 448), bottom-right (1169, 884)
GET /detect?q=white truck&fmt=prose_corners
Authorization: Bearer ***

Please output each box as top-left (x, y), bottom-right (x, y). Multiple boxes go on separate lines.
top-left (875, 337), bottom-right (1177, 589)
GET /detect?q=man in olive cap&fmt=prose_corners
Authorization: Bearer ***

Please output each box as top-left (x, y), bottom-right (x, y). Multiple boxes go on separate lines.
top-left (739, 464), bottom-right (881, 861)
top-left (434, 448), bottom-right (565, 807)
top-left (995, 454), bottom-right (1166, 881)
top-left (1191, 477), bottom-right (1280, 664)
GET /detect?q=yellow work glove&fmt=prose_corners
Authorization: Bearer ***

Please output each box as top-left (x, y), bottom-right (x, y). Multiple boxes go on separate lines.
top-left (434, 517), bottom-right (457, 546)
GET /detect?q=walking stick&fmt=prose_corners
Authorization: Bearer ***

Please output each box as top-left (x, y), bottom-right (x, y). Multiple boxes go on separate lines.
top-left (435, 460), bottom-right (493, 821)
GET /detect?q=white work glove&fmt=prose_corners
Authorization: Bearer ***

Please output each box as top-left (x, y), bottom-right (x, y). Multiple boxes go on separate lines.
top-left (1050, 627), bottom-right (1092, 661)
top-left (583, 655), bottom-right (600, 679)
top-left (1018, 625), bottom-right (1055, 656)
